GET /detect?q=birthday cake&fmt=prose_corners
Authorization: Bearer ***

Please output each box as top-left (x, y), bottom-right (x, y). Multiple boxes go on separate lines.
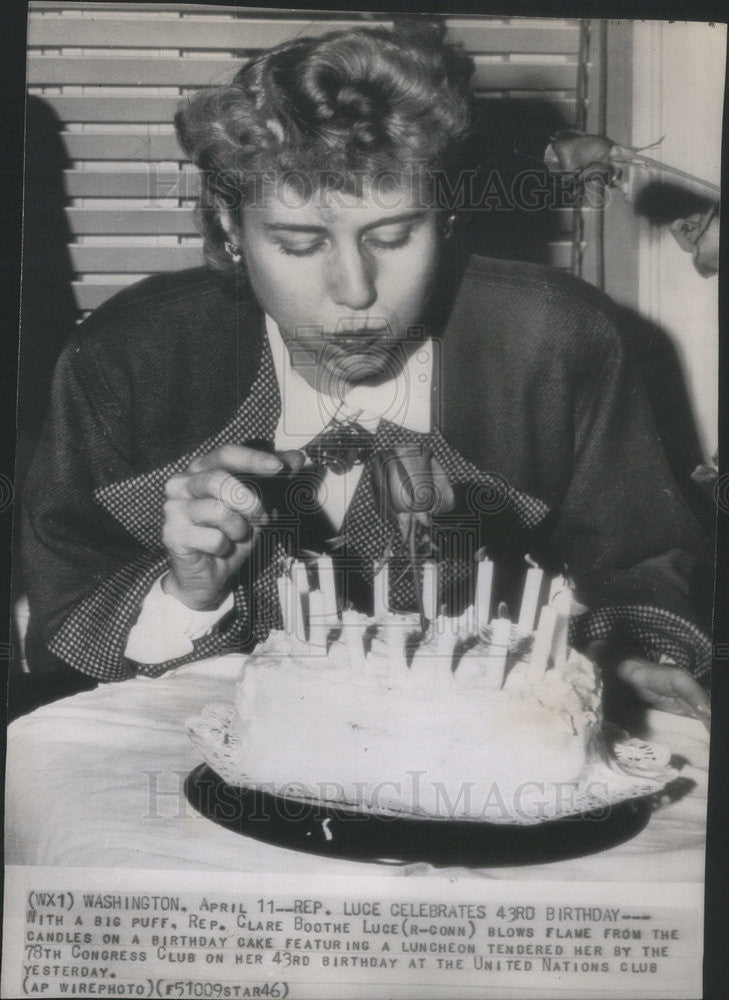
top-left (229, 568), bottom-right (604, 820)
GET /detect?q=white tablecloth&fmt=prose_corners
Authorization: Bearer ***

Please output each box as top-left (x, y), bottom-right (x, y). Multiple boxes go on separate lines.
top-left (4, 656), bottom-right (709, 880)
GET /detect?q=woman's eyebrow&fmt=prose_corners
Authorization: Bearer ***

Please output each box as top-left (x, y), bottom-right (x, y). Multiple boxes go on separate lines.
top-left (264, 223), bottom-right (326, 233)
top-left (263, 210), bottom-right (427, 235)
top-left (361, 210), bottom-right (426, 233)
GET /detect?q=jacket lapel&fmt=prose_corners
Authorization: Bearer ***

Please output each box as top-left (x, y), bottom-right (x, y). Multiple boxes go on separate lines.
top-left (94, 336), bottom-right (281, 550)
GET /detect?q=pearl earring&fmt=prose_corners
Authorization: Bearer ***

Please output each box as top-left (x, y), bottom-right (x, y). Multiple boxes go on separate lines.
top-left (441, 214), bottom-right (457, 240)
top-left (224, 240), bottom-right (242, 263)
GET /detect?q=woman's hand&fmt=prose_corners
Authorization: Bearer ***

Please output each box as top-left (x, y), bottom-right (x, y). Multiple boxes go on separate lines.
top-left (616, 657), bottom-right (711, 729)
top-left (161, 444), bottom-right (285, 611)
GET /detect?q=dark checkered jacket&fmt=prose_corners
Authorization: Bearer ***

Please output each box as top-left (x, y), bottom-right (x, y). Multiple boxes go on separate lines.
top-left (22, 256), bottom-right (713, 682)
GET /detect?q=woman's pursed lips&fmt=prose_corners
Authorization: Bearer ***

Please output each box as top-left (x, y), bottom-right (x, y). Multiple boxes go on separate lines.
top-left (300, 329), bottom-right (391, 347)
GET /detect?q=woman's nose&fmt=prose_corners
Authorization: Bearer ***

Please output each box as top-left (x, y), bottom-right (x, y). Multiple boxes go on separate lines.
top-left (326, 247), bottom-right (377, 311)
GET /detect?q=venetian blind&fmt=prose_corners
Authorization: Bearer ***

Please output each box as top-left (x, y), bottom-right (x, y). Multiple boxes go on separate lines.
top-left (26, 3), bottom-right (588, 315)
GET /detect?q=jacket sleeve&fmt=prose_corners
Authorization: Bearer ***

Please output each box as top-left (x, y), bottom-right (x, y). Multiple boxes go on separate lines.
top-left (539, 310), bottom-right (713, 682)
top-left (21, 336), bottom-right (254, 681)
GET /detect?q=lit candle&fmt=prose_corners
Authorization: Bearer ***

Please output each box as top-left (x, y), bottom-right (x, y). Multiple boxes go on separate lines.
top-left (484, 614), bottom-right (511, 689)
top-left (307, 589), bottom-right (328, 651)
top-left (373, 558), bottom-right (389, 620)
top-left (475, 557), bottom-right (494, 632)
top-left (518, 565), bottom-right (544, 633)
top-left (527, 604), bottom-right (558, 681)
top-left (422, 561), bottom-right (438, 622)
top-left (317, 555), bottom-right (339, 623)
top-left (341, 609), bottom-right (367, 672)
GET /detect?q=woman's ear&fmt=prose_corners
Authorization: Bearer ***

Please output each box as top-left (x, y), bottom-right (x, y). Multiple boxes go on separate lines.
top-left (214, 200), bottom-right (243, 264)
top-left (215, 200), bottom-right (244, 263)
top-left (215, 200), bottom-right (237, 241)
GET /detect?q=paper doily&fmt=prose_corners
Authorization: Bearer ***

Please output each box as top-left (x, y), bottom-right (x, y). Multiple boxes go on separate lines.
top-left (185, 703), bottom-right (680, 826)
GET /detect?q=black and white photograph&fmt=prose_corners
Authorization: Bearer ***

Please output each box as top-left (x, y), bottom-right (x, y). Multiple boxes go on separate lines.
top-left (2, 4), bottom-right (725, 998)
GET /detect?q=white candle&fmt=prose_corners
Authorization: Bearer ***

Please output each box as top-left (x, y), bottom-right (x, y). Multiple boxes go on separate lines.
top-left (373, 558), bottom-right (389, 620)
top-left (291, 560), bottom-right (308, 643)
top-left (422, 561), bottom-right (438, 622)
top-left (276, 576), bottom-right (294, 636)
top-left (458, 603), bottom-right (476, 639)
top-left (307, 589), bottom-right (328, 651)
top-left (527, 604), bottom-right (558, 681)
top-left (475, 557), bottom-right (494, 632)
top-left (548, 574), bottom-right (568, 604)
top-left (341, 609), bottom-right (367, 672)
top-left (292, 560), bottom-right (308, 592)
top-left (518, 566), bottom-right (544, 633)
top-left (551, 584), bottom-right (573, 666)
top-left (317, 555), bottom-right (338, 622)
top-left (484, 615), bottom-right (511, 689)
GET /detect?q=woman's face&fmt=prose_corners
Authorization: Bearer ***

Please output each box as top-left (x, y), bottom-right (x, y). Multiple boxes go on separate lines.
top-left (236, 179), bottom-right (440, 393)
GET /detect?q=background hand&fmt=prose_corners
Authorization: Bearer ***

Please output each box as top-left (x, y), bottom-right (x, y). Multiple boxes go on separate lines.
top-left (616, 657), bottom-right (711, 729)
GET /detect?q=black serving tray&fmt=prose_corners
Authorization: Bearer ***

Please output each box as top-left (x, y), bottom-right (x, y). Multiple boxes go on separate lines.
top-left (185, 764), bottom-right (652, 867)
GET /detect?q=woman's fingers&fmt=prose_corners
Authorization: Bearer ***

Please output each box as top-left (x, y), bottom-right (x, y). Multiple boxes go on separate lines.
top-left (164, 496), bottom-right (262, 543)
top-left (618, 658), bottom-right (711, 725)
top-left (160, 448), bottom-right (284, 610)
top-left (164, 473), bottom-right (191, 500)
top-left (667, 665), bottom-right (711, 719)
top-left (165, 447), bottom-right (293, 517)
top-left (185, 498), bottom-right (253, 539)
top-left (168, 469), bottom-right (264, 518)
top-left (188, 444), bottom-right (283, 476)
top-left (162, 520), bottom-right (235, 559)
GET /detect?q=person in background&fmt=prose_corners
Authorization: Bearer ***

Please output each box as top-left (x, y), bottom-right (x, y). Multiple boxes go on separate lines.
top-left (22, 22), bottom-right (712, 722)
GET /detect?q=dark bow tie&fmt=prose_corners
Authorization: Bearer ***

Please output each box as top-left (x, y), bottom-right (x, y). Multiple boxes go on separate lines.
top-left (304, 419), bottom-right (377, 474)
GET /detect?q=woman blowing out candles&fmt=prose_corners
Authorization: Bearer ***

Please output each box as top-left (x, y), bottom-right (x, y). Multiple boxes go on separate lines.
top-left (22, 21), bottom-right (712, 722)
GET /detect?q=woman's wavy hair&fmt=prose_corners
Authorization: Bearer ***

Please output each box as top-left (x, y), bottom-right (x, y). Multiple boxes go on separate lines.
top-left (174, 20), bottom-right (474, 271)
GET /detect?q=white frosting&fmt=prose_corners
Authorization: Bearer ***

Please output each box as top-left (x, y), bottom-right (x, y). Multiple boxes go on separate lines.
top-left (232, 612), bottom-right (602, 819)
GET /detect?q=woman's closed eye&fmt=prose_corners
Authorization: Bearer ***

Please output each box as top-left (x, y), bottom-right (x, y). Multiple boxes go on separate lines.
top-left (364, 227), bottom-right (414, 251)
top-left (276, 227), bottom-right (415, 258)
top-left (277, 240), bottom-right (325, 258)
